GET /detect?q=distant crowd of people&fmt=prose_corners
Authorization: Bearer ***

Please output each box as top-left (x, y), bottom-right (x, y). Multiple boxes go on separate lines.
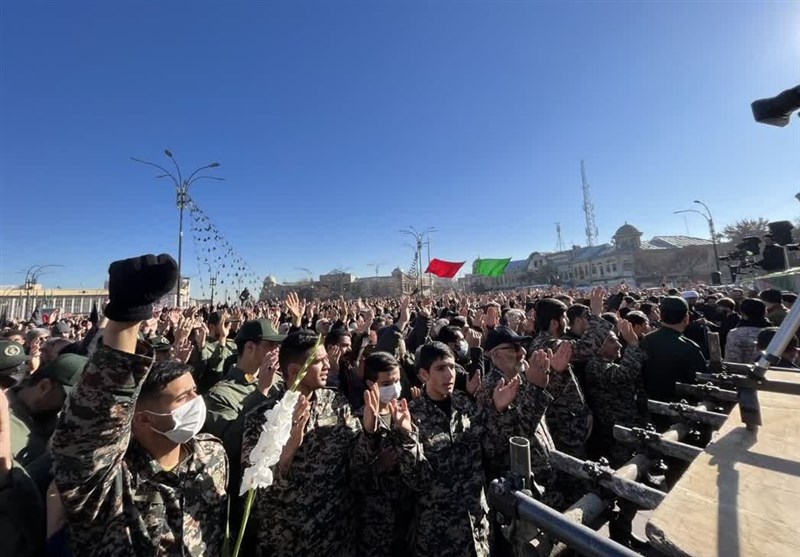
top-left (1, 252), bottom-right (796, 557)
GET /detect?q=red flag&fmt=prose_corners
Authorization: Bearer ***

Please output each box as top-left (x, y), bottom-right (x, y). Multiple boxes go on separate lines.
top-left (425, 258), bottom-right (465, 279)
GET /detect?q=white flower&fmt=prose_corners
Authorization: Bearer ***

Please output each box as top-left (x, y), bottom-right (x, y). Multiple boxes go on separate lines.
top-left (239, 390), bottom-right (301, 496)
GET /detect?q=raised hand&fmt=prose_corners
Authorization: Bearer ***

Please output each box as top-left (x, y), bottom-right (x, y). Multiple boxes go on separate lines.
top-left (467, 370), bottom-right (483, 396)
top-left (492, 375), bottom-right (521, 412)
top-left (390, 398), bottom-right (413, 433)
top-left (218, 313), bottom-right (231, 342)
top-left (465, 328), bottom-right (482, 349)
top-left (410, 386), bottom-right (423, 400)
top-left (362, 381), bottom-right (381, 433)
top-left (327, 345), bottom-right (342, 375)
top-left (174, 317), bottom-right (192, 344)
top-left (485, 305), bottom-right (499, 328)
top-left (286, 292), bottom-right (306, 327)
top-left (284, 395), bottom-right (311, 455)
top-left (525, 349), bottom-right (551, 388)
top-left (590, 287), bottom-right (605, 316)
top-left (257, 348), bottom-right (280, 395)
top-left (194, 323), bottom-right (208, 349)
top-left (550, 341), bottom-right (573, 373)
top-left (105, 254), bottom-right (178, 323)
top-left (174, 340), bottom-right (194, 364)
top-left (618, 320), bottom-right (639, 346)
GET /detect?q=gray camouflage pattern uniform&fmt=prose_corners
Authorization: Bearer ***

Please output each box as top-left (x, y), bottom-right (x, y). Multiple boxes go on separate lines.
top-left (355, 413), bottom-right (429, 557)
top-left (475, 366), bottom-right (557, 506)
top-left (241, 387), bottom-right (379, 557)
top-left (51, 343), bottom-right (228, 557)
top-left (528, 314), bottom-right (611, 509)
top-left (530, 314), bottom-right (612, 457)
top-left (409, 382), bottom-right (549, 557)
top-left (584, 345), bottom-right (648, 467)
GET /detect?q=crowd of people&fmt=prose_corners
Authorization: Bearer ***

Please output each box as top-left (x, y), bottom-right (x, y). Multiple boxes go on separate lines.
top-left (0, 252), bottom-right (797, 557)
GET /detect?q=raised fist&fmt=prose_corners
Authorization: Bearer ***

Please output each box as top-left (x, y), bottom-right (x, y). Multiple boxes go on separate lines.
top-left (104, 254), bottom-right (178, 322)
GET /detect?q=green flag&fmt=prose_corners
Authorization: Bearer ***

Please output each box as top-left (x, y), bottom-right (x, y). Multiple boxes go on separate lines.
top-left (475, 258), bottom-right (511, 278)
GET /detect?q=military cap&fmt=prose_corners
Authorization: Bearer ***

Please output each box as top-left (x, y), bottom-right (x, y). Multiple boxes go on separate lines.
top-left (660, 296), bottom-right (689, 312)
top-left (235, 319), bottom-right (286, 344)
top-left (149, 335), bottom-right (172, 352)
top-left (37, 353), bottom-right (88, 395)
top-left (0, 340), bottom-right (29, 372)
top-left (485, 326), bottom-right (532, 352)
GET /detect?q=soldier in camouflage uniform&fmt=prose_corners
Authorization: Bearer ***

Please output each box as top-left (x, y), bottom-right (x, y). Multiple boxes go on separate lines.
top-left (525, 291), bottom-right (611, 510)
top-left (51, 254), bottom-right (228, 557)
top-left (477, 326), bottom-right (576, 519)
top-left (584, 320), bottom-right (648, 467)
top-left (355, 351), bottom-right (429, 557)
top-left (241, 330), bottom-right (389, 557)
top-left (408, 341), bottom-right (552, 557)
top-left (530, 290), bottom-right (612, 459)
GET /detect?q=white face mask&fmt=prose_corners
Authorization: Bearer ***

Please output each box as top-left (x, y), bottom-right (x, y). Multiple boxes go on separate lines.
top-left (147, 395), bottom-right (207, 444)
top-left (379, 382), bottom-right (402, 404)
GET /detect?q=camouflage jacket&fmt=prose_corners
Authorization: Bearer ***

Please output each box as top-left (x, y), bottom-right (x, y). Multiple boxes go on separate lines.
top-left (408, 384), bottom-right (548, 557)
top-left (355, 413), bottom-right (429, 557)
top-left (241, 387), bottom-right (379, 557)
top-left (51, 344), bottom-right (228, 557)
top-left (475, 366), bottom-right (554, 479)
top-left (584, 345), bottom-right (649, 439)
top-left (530, 315), bottom-right (611, 457)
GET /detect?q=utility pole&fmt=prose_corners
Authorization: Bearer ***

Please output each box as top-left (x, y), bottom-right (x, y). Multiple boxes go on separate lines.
top-left (132, 150), bottom-right (223, 308)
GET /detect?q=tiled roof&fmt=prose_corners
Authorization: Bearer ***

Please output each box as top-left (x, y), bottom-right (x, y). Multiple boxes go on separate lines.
top-left (645, 236), bottom-right (713, 249)
top-left (506, 259), bottom-right (529, 272)
top-left (573, 244), bottom-right (617, 261)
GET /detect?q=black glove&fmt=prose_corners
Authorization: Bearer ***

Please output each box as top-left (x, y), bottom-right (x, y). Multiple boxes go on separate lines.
top-left (104, 254), bottom-right (179, 322)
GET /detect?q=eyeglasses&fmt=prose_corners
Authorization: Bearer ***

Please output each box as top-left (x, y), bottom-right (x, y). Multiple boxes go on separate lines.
top-left (497, 344), bottom-right (525, 353)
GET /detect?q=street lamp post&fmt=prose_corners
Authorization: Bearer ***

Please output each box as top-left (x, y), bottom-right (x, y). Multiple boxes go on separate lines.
top-left (209, 275), bottom-right (217, 307)
top-left (132, 150), bottom-right (224, 308)
top-left (674, 201), bottom-right (721, 273)
top-left (21, 264), bottom-right (64, 320)
top-left (400, 226), bottom-right (436, 294)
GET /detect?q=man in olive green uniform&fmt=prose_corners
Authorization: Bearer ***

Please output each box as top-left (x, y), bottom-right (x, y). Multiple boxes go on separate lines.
top-left (204, 319), bottom-right (285, 475)
top-left (149, 335), bottom-right (174, 363)
top-left (192, 311), bottom-right (237, 392)
top-left (641, 296), bottom-right (706, 433)
top-left (1, 340), bottom-right (45, 557)
top-left (8, 352), bottom-right (87, 491)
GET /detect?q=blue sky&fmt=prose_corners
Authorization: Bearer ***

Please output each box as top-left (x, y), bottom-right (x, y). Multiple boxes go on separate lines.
top-left (1, 0), bottom-right (798, 296)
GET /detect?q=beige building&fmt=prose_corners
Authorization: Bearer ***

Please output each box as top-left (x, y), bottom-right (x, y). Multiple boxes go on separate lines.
top-left (0, 284), bottom-right (108, 320)
top-left (259, 268), bottom-right (414, 301)
top-left (459, 224), bottom-right (725, 292)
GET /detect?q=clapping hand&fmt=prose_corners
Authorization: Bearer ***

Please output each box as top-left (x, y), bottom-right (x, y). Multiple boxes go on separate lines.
top-left (525, 349), bottom-right (551, 388)
top-left (492, 375), bottom-right (521, 412)
top-left (389, 398), bottom-right (413, 433)
top-left (467, 370), bottom-right (482, 396)
top-left (550, 341), bottom-right (573, 373)
top-left (363, 381), bottom-right (381, 434)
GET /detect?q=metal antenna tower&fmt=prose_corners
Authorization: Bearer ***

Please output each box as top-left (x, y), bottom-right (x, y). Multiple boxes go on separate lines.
top-left (581, 160), bottom-right (599, 246)
top-left (555, 222), bottom-right (565, 252)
